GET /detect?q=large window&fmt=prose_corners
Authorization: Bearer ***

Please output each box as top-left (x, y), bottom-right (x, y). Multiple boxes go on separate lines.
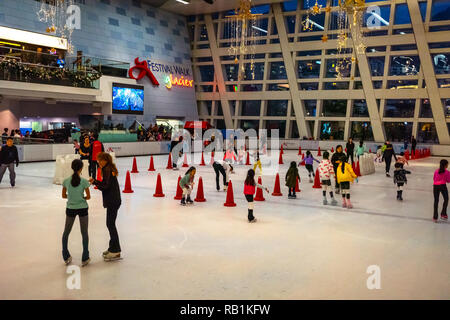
top-left (351, 122), bottom-right (374, 141)
top-left (384, 122), bottom-right (413, 142)
top-left (198, 65), bottom-right (214, 82)
top-left (325, 59), bottom-right (351, 78)
top-left (432, 53), bottom-right (450, 74)
top-left (431, 0), bottom-right (450, 21)
top-left (303, 100), bottom-right (316, 117)
top-left (352, 100), bottom-right (369, 117)
top-left (384, 99), bottom-right (416, 118)
top-left (266, 120), bottom-right (286, 138)
top-left (241, 100), bottom-right (261, 116)
top-left (418, 123), bottom-right (439, 143)
top-left (267, 100), bottom-right (288, 116)
top-left (240, 120), bottom-right (259, 131)
top-left (389, 56), bottom-right (420, 76)
top-left (224, 64), bottom-right (239, 81)
top-left (322, 100), bottom-right (347, 117)
top-left (363, 5), bottom-right (390, 27)
top-left (244, 62), bottom-right (264, 80)
top-left (320, 121), bottom-right (345, 140)
top-left (419, 99), bottom-right (433, 118)
top-left (297, 60), bottom-right (321, 78)
top-left (269, 61), bottom-right (287, 79)
top-left (394, 4), bottom-right (411, 24)
top-left (368, 57), bottom-right (385, 76)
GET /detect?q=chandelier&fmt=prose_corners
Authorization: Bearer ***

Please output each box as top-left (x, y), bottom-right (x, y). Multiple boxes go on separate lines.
top-left (225, 0), bottom-right (262, 80)
top-left (36, 0), bottom-right (75, 53)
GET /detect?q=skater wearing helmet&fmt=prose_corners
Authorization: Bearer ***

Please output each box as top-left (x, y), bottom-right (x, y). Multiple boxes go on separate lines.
top-left (180, 166), bottom-right (196, 205)
top-left (318, 151), bottom-right (338, 206)
top-left (336, 158), bottom-right (358, 209)
top-left (244, 169), bottom-right (269, 223)
top-left (90, 152), bottom-right (122, 262)
top-left (62, 159), bottom-right (91, 266)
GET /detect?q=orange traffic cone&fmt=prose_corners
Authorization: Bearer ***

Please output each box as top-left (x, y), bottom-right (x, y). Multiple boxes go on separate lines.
top-left (312, 169), bottom-right (321, 188)
top-left (200, 152), bottom-right (206, 166)
top-left (295, 176), bottom-right (301, 193)
top-left (317, 147), bottom-right (321, 156)
top-left (245, 151), bottom-right (251, 165)
top-left (94, 167), bottom-right (102, 189)
top-left (352, 162), bottom-right (356, 172)
top-left (131, 157), bottom-right (139, 173)
top-left (272, 173), bottom-right (283, 196)
top-left (254, 176), bottom-right (265, 201)
top-left (355, 161), bottom-right (361, 177)
top-left (174, 176), bottom-right (183, 200)
top-left (331, 147), bottom-right (334, 153)
top-left (369, 148), bottom-right (372, 153)
top-left (166, 152), bottom-right (173, 169)
top-left (194, 177), bottom-right (206, 202)
top-left (300, 153), bottom-right (305, 166)
top-left (182, 153), bottom-right (189, 167)
top-left (298, 146), bottom-right (302, 155)
top-left (405, 150), bottom-right (410, 160)
top-left (280, 144), bottom-right (284, 155)
top-left (153, 173), bottom-right (165, 197)
top-left (278, 151), bottom-right (283, 165)
top-left (224, 180), bottom-right (236, 207)
top-left (148, 155), bottom-right (155, 171)
top-left (122, 170), bottom-right (134, 193)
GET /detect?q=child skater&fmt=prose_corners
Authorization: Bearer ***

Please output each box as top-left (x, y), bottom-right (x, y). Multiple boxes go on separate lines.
top-left (179, 166), bottom-right (196, 205)
top-left (432, 159), bottom-right (450, 222)
top-left (318, 151), bottom-right (338, 206)
top-left (393, 162), bottom-right (411, 201)
top-left (396, 151), bottom-right (409, 168)
top-left (244, 169), bottom-right (269, 223)
top-left (285, 161), bottom-right (300, 199)
top-left (253, 149), bottom-right (262, 176)
top-left (336, 158), bottom-right (358, 209)
top-left (62, 159), bottom-right (91, 266)
top-left (302, 150), bottom-right (320, 182)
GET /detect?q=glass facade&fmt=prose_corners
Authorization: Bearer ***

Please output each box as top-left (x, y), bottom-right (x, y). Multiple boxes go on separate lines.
top-left (190, 1), bottom-right (450, 143)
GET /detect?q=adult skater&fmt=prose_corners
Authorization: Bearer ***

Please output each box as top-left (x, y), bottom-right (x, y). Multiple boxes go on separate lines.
top-left (244, 169), bottom-right (269, 223)
top-left (411, 136), bottom-right (417, 155)
top-left (285, 161), bottom-right (300, 199)
top-left (179, 166), bottom-right (196, 206)
top-left (79, 136), bottom-right (92, 176)
top-left (90, 133), bottom-right (104, 179)
top-left (393, 162), bottom-right (411, 201)
top-left (0, 137), bottom-right (19, 187)
top-left (355, 140), bottom-right (366, 160)
top-left (346, 137), bottom-right (355, 165)
top-left (330, 145), bottom-right (347, 194)
top-left (170, 136), bottom-right (182, 170)
top-left (212, 160), bottom-right (233, 191)
top-left (1, 128), bottom-right (8, 144)
top-left (318, 151), bottom-right (337, 205)
top-left (382, 141), bottom-right (397, 177)
top-left (90, 152), bottom-right (122, 261)
top-left (61, 159), bottom-right (91, 266)
top-left (432, 159), bottom-right (450, 222)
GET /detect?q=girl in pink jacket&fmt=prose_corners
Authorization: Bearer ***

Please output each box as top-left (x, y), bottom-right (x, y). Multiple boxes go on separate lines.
top-left (433, 159), bottom-right (450, 222)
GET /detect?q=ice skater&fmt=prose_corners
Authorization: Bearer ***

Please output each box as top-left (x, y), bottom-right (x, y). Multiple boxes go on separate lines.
top-left (382, 141), bottom-right (397, 177)
top-left (432, 159), bottom-right (450, 222)
top-left (336, 158), bottom-right (358, 209)
top-left (346, 138), bottom-right (355, 165)
top-left (331, 145), bottom-right (347, 194)
top-left (302, 151), bottom-right (320, 183)
top-left (90, 152), bottom-right (122, 262)
top-left (244, 169), bottom-right (269, 223)
top-left (0, 137), bottom-right (19, 187)
top-left (285, 161), bottom-right (300, 199)
top-left (396, 151), bottom-right (409, 168)
top-left (179, 166), bottom-right (196, 206)
top-left (318, 151), bottom-right (338, 205)
top-left (355, 141), bottom-right (366, 160)
top-left (62, 159), bottom-right (91, 266)
top-left (90, 133), bottom-right (105, 179)
top-left (212, 160), bottom-right (233, 191)
top-left (393, 162), bottom-right (411, 201)
top-left (253, 149), bottom-right (262, 176)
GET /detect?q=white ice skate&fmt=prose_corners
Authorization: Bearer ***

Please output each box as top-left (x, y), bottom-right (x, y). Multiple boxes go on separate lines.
top-left (330, 198), bottom-right (338, 206)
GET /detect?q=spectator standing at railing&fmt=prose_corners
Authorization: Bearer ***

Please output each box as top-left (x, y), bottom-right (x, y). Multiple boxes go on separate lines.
top-left (1, 128), bottom-right (8, 144)
top-left (0, 137), bottom-right (19, 187)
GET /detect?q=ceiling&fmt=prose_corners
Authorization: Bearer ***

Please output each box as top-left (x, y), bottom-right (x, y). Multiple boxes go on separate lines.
top-left (142, 0), bottom-right (286, 16)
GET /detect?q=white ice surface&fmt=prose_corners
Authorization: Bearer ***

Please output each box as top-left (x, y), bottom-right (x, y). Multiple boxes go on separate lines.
top-left (0, 151), bottom-right (448, 299)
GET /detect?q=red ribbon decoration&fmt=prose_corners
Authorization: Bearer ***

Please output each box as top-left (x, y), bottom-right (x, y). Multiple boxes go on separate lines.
top-left (128, 57), bottom-right (159, 85)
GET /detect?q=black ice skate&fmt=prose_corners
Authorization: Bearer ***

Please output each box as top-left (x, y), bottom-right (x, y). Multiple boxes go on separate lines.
top-left (180, 197), bottom-right (186, 206)
top-left (186, 196), bottom-right (194, 205)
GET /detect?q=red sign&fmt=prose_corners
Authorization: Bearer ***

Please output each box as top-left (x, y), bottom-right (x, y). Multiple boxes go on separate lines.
top-left (128, 58), bottom-right (159, 85)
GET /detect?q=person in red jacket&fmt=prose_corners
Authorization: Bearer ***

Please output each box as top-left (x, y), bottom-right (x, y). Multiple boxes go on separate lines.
top-left (243, 169), bottom-right (269, 223)
top-left (90, 133), bottom-right (104, 179)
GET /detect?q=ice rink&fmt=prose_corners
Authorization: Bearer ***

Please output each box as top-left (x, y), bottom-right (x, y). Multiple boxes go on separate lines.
top-left (0, 150), bottom-right (448, 299)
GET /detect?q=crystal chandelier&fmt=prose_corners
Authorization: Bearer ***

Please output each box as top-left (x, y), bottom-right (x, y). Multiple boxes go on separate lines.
top-left (226, 0), bottom-right (262, 80)
top-left (36, 0), bottom-right (75, 53)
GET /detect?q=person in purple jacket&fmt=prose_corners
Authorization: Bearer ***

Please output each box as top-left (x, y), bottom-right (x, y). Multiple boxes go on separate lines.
top-left (300, 150), bottom-right (320, 183)
top-left (433, 159), bottom-right (450, 222)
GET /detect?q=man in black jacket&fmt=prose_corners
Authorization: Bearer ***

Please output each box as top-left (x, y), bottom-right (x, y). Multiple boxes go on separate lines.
top-left (382, 141), bottom-right (397, 177)
top-left (411, 136), bottom-right (417, 155)
top-left (346, 137), bottom-right (355, 165)
top-left (0, 137), bottom-right (19, 187)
